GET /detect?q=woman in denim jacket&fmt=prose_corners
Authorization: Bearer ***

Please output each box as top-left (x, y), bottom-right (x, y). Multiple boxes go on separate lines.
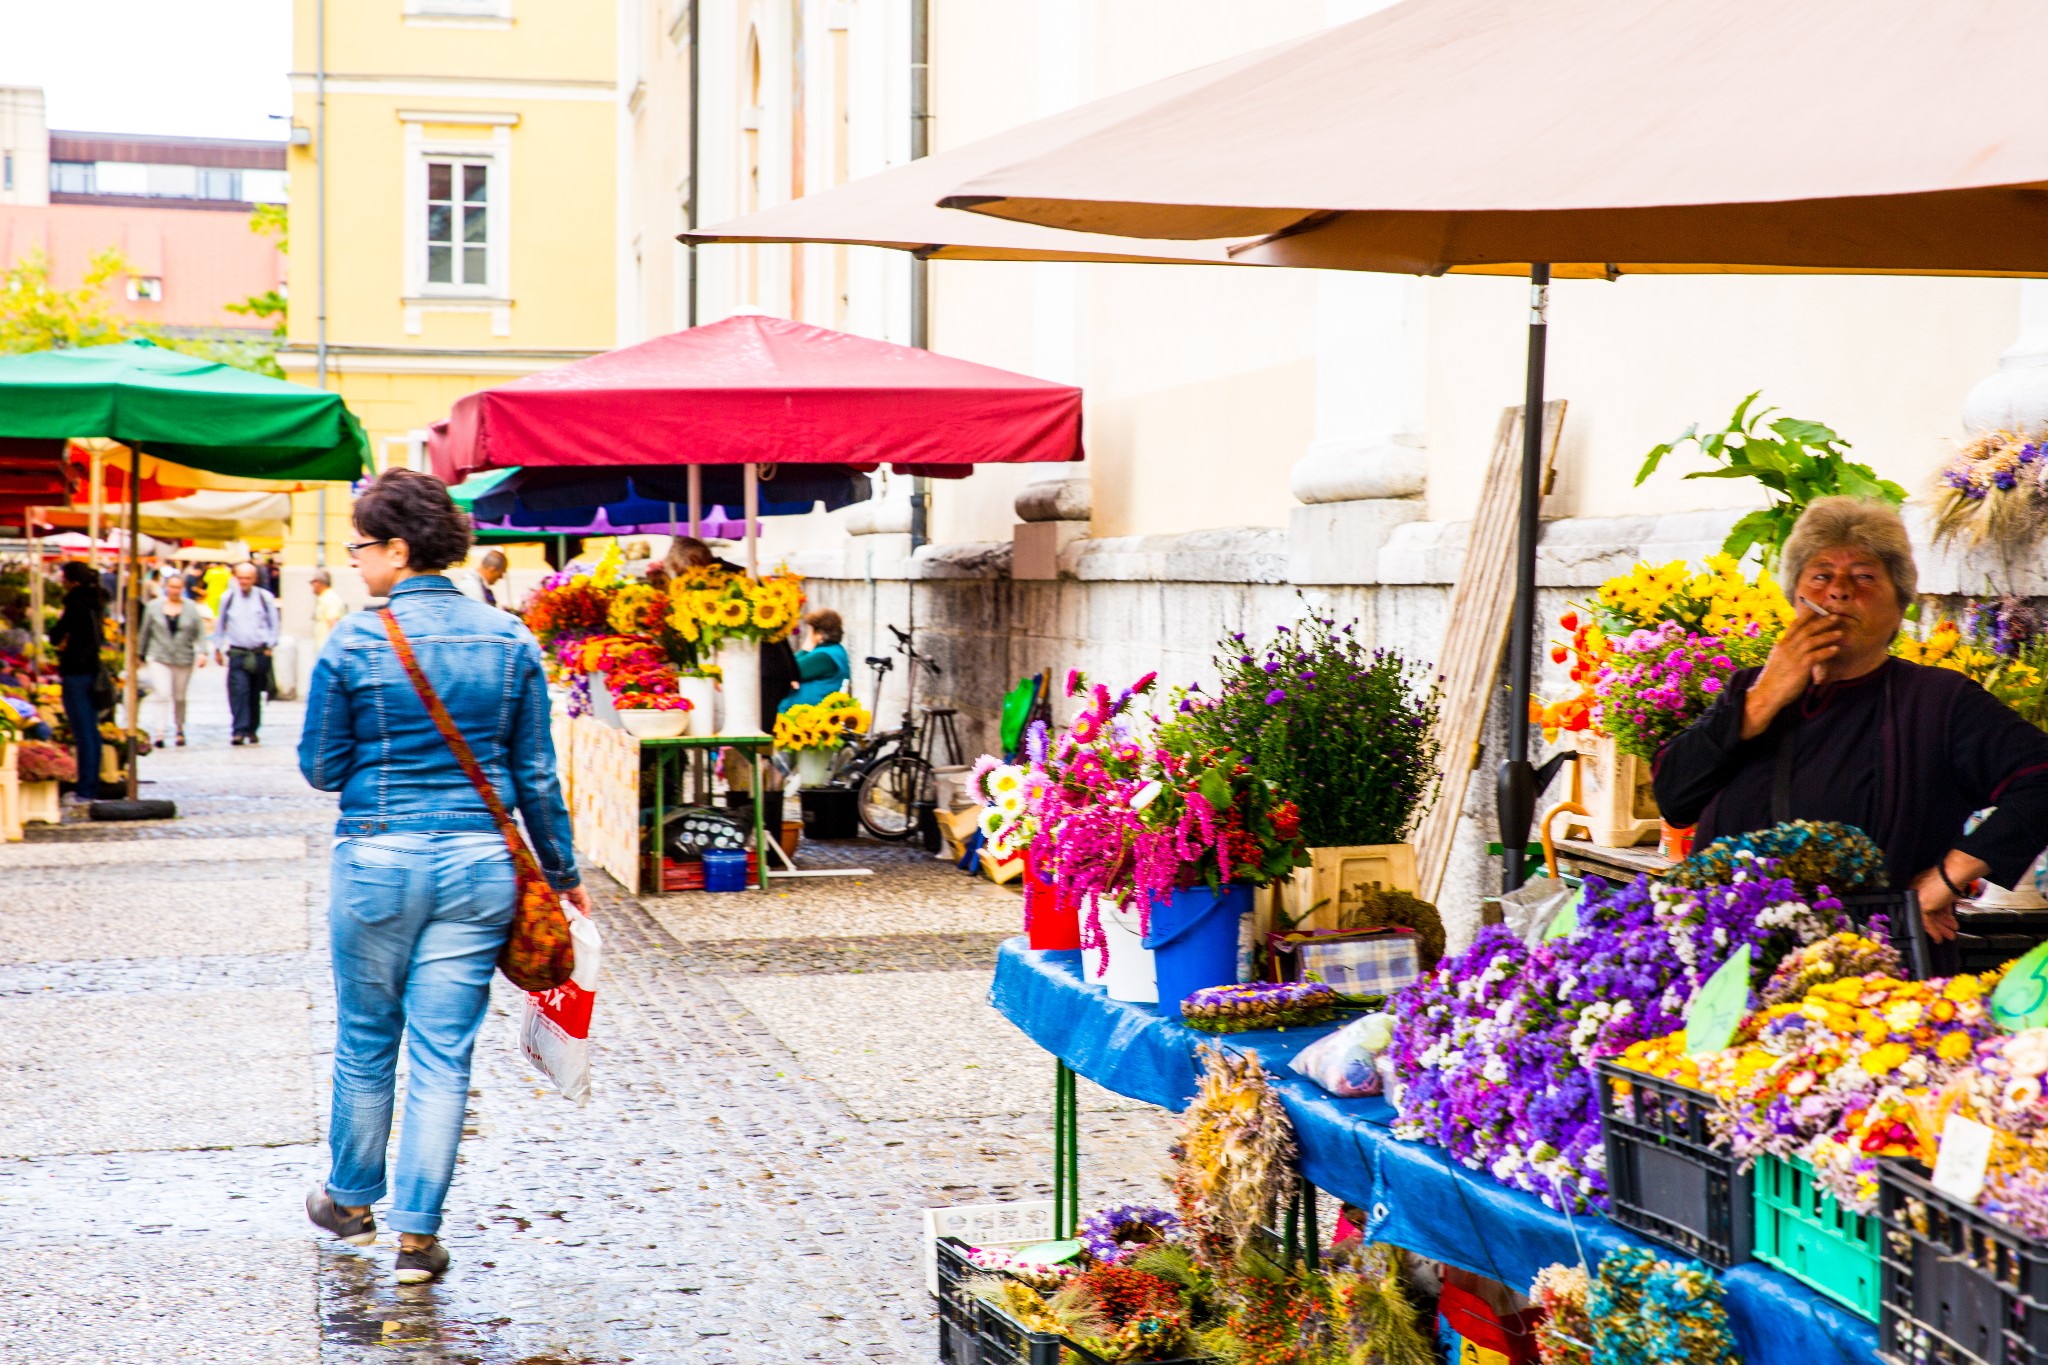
top-left (298, 468), bottom-right (587, 1284)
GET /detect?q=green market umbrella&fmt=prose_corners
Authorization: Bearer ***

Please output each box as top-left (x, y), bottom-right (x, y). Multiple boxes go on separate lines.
top-left (0, 340), bottom-right (369, 808)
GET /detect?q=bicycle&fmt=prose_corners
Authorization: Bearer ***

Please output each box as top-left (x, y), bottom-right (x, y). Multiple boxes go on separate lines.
top-left (841, 624), bottom-right (963, 840)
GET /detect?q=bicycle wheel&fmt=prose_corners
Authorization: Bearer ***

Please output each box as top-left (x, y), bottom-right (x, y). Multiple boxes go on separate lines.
top-left (856, 753), bottom-right (935, 841)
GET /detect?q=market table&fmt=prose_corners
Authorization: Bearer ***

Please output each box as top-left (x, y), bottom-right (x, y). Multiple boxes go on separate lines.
top-left (990, 939), bottom-right (1880, 1365)
top-left (561, 714), bottom-right (771, 893)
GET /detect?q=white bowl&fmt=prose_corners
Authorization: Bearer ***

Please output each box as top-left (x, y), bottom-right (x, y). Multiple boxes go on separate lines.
top-left (620, 709), bottom-right (688, 739)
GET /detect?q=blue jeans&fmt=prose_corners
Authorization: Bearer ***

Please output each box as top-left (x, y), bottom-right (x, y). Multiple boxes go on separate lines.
top-left (59, 673), bottom-right (100, 801)
top-left (326, 831), bottom-right (515, 1235)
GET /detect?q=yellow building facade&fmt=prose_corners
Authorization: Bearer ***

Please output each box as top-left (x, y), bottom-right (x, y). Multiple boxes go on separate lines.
top-left (282, 0), bottom-right (620, 567)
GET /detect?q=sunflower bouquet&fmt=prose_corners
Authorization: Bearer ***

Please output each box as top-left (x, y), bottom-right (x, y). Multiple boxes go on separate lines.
top-left (665, 565), bottom-right (805, 653)
top-left (772, 692), bottom-right (870, 752)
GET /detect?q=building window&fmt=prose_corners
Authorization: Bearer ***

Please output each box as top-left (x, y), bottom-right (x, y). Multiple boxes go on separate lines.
top-left (196, 168), bottom-right (240, 200)
top-left (50, 161), bottom-right (92, 194)
top-left (2, 153), bottom-right (12, 192)
top-left (426, 159), bottom-right (491, 287)
top-left (127, 276), bottom-right (163, 303)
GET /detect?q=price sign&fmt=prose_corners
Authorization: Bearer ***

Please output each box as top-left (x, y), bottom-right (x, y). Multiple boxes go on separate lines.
top-left (1991, 940), bottom-right (2048, 1032)
top-left (1931, 1114), bottom-right (1996, 1204)
top-left (1012, 1239), bottom-right (1084, 1265)
top-left (1685, 944), bottom-right (1752, 1058)
top-left (1543, 886), bottom-right (1585, 942)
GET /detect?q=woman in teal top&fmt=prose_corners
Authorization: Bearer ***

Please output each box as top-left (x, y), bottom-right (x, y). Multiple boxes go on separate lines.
top-left (781, 609), bottom-right (852, 712)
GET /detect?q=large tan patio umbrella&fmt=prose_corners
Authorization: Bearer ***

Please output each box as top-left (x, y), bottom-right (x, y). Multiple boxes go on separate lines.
top-left (939, 0), bottom-right (2048, 890)
top-left (680, 29), bottom-right (1327, 264)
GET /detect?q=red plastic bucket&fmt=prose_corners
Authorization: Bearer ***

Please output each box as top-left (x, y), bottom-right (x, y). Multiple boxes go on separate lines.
top-left (1024, 852), bottom-right (1081, 950)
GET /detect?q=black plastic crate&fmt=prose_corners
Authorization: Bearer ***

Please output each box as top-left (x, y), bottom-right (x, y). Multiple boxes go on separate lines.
top-left (1595, 1060), bottom-right (1752, 1267)
top-left (933, 1238), bottom-right (1204, 1365)
top-left (1952, 906), bottom-right (2048, 979)
top-left (1879, 1161), bottom-right (2048, 1365)
top-left (1840, 890), bottom-right (1935, 981)
top-left (802, 784), bottom-right (861, 840)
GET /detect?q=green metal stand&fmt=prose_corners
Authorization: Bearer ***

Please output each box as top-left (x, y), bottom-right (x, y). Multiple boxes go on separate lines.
top-left (1052, 1060), bottom-right (1080, 1238)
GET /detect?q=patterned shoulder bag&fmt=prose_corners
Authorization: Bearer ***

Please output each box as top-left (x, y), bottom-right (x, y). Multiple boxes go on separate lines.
top-left (379, 608), bottom-right (575, 992)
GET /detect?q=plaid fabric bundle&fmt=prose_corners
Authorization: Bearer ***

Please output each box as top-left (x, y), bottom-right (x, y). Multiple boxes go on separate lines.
top-left (1296, 931), bottom-right (1421, 995)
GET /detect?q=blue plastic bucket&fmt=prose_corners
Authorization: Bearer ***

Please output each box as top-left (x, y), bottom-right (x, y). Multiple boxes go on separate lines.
top-left (702, 847), bottom-right (750, 892)
top-left (1143, 882), bottom-right (1254, 1013)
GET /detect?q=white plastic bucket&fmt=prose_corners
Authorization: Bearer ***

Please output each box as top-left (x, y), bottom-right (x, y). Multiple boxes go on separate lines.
top-left (1101, 900), bottom-right (1158, 1005)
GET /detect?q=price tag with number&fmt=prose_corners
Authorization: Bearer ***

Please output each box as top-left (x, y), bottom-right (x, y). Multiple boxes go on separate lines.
top-left (1685, 945), bottom-right (1752, 1058)
top-left (1991, 940), bottom-right (2048, 1033)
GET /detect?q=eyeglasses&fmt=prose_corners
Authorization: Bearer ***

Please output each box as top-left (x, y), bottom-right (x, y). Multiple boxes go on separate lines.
top-left (345, 538), bottom-right (390, 557)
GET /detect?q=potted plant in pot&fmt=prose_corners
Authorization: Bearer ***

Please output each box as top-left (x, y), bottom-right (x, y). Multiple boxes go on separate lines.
top-left (15, 738), bottom-right (74, 825)
top-left (1168, 606), bottom-right (1440, 931)
top-left (774, 691), bottom-right (870, 787)
top-left (1566, 556), bottom-right (1789, 848)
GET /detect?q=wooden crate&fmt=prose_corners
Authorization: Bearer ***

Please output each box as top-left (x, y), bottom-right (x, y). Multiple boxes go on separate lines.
top-left (1277, 843), bottom-right (1421, 931)
top-left (0, 740), bottom-right (18, 842)
top-left (19, 779), bottom-right (59, 826)
top-left (1575, 732), bottom-right (1659, 848)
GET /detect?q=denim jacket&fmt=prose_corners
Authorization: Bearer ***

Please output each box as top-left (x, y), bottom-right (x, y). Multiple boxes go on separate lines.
top-left (298, 575), bottom-right (580, 889)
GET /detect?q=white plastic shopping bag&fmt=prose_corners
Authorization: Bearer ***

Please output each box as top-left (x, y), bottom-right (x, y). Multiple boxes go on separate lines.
top-left (516, 909), bottom-right (602, 1105)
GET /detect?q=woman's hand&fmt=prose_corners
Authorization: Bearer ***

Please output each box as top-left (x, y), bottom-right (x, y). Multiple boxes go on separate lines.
top-left (1740, 604), bottom-right (1850, 739)
top-left (1908, 851), bottom-right (1988, 944)
top-left (563, 883), bottom-right (593, 918)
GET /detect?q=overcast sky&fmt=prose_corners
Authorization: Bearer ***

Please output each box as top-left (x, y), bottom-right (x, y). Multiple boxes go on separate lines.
top-left (0, 0), bottom-right (291, 141)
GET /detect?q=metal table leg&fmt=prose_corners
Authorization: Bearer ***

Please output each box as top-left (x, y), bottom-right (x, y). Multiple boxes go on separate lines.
top-left (1053, 1060), bottom-right (1080, 1239)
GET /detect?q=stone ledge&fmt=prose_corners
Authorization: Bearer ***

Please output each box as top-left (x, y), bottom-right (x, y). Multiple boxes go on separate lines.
top-left (1065, 528), bottom-right (1289, 584)
top-left (796, 505), bottom-right (2045, 595)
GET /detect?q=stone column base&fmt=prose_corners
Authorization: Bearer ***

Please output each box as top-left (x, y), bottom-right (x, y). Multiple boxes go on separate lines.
top-left (1287, 498), bottom-right (1424, 585)
top-left (1012, 521), bottom-right (1087, 580)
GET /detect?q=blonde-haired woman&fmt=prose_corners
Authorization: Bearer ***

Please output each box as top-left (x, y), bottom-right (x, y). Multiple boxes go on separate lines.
top-left (140, 574), bottom-right (207, 747)
top-left (1655, 496), bottom-right (2048, 960)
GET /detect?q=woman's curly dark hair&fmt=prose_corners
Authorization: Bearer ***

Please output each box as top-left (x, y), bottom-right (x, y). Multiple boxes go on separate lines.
top-left (352, 468), bottom-right (474, 572)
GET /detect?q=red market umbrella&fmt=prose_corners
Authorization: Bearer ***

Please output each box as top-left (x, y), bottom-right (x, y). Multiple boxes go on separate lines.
top-left (437, 314), bottom-right (1083, 481)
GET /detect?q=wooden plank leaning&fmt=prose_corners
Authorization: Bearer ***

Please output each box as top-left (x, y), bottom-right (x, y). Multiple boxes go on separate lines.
top-left (1413, 399), bottom-right (1568, 904)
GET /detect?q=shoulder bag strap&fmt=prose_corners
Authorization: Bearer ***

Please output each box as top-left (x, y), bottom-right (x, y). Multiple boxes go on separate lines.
top-left (378, 607), bottom-right (541, 877)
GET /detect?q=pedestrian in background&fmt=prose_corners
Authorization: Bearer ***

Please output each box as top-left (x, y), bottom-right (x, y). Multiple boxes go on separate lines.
top-left (454, 549), bottom-right (509, 608)
top-left (299, 468), bottom-right (586, 1285)
top-left (311, 568), bottom-right (349, 650)
top-left (202, 561), bottom-right (231, 616)
top-left (213, 561), bottom-right (279, 747)
top-left (782, 608), bottom-right (852, 713)
top-left (47, 561), bottom-right (104, 804)
top-left (140, 573), bottom-right (206, 748)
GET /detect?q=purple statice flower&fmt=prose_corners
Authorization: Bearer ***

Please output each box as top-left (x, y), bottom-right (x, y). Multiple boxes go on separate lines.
top-left (1385, 867), bottom-right (1840, 1213)
top-left (1264, 689), bottom-right (1287, 705)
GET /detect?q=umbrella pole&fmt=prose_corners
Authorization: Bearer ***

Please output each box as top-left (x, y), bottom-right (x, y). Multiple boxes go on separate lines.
top-left (123, 460), bottom-right (142, 801)
top-left (743, 462), bottom-right (759, 575)
top-left (88, 446), bottom-right (103, 553)
top-left (688, 464), bottom-right (702, 538)
top-left (1497, 263), bottom-right (1551, 894)
top-left (25, 511), bottom-right (42, 677)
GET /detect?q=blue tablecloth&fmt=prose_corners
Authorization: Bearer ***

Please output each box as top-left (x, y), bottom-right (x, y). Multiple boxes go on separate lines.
top-left (990, 940), bottom-right (1879, 1365)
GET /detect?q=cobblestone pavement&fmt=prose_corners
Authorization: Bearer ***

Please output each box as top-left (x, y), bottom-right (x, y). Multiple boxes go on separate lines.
top-left (0, 686), bottom-right (1177, 1363)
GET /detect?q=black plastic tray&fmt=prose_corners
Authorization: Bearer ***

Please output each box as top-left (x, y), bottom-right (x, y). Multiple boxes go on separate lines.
top-left (1595, 1060), bottom-right (1752, 1267)
top-left (933, 1237), bottom-right (1204, 1365)
top-left (1878, 1160), bottom-right (2048, 1365)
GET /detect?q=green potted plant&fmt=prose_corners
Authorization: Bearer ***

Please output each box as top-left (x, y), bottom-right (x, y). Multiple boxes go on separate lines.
top-left (1169, 603), bottom-right (1442, 930)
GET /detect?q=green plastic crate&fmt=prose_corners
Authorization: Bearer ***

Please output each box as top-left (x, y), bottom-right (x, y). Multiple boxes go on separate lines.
top-left (1752, 1154), bottom-right (1881, 1321)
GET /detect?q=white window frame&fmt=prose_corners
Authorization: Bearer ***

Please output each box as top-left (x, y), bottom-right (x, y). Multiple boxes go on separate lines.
top-left (403, 125), bottom-right (512, 301)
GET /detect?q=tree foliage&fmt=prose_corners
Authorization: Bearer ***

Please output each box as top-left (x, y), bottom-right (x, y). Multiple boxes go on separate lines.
top-left (0, 248), bottom-right (134, 354)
